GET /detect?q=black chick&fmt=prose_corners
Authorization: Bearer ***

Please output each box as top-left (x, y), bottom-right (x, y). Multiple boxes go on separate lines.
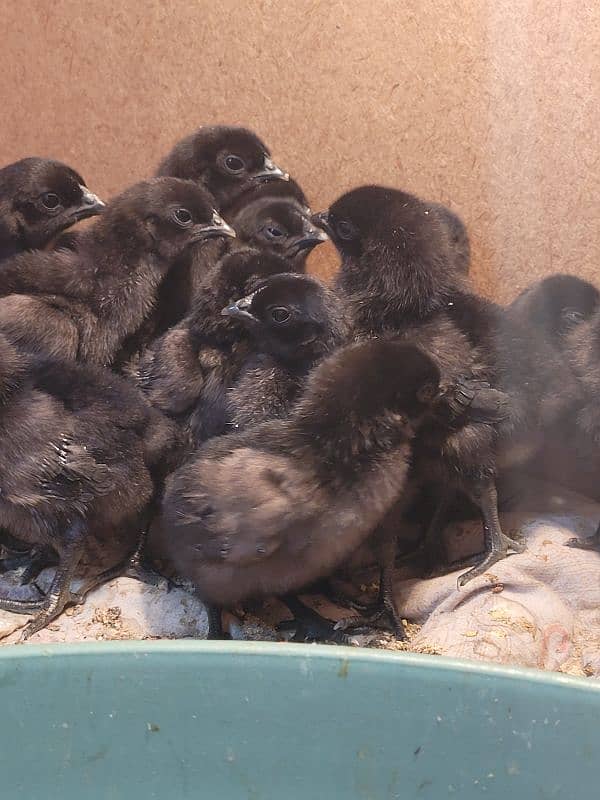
top-left (0, 178), bottom-right (234, 364)
top-left (222, 273), bottom-right (349, 430)
top-left (427, 201), bottom-right (471, 275)
top-left (316, 185), bottom-right (524, 585)
top-left (498, 274), bottom-right (599, 472)
top-left (562, 306), bottom-right (600, 541)
top-left (508, 274), bottom-right (600, 338)
top-left (501, 274), bottom-right (600, 506)
top-left (130, 249), bottom-right (296, 449)
top-left (0, 157), bottom-right (104, 261)
top-left (225, 176), bottom-right (310, 218)
top-left (228, 195), bottom-right (327, 272)
top-left (155, 339), bottom-right (440, 640)
top-left (0, 332), bottom-right (173, 638)
top-left (156, 125), bottom-right (289, 212)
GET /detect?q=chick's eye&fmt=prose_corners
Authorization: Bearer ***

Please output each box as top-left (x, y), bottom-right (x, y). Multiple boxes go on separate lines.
top-left (335, 219), bottom-right (358, 240)
top-left (270, 306), bottom-right (290, 323)
top-left (173, 208), bottom-right (193, 226)
top-left (224, 155), bottom-right (246, 174)
top-left (263, 225), bottom-right (285, 240)
top-left (41, 192), bottom-right (61, 210)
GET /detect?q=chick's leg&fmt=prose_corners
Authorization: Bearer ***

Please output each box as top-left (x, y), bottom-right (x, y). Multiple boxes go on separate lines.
top-left (334, 533), bottom-right (407, 640)
top-left (278, 595), bottom-right (351, 645)
top-left (0, 520), bottom-right (87, 639)
top-left (421, 487), bottom-right (454, 571)
top-left (206, 604), bottom-right (228, 639)
top-left (457, 477), bottom-right (525, 587)
top-left (122, 524), bottom-right (172, 588)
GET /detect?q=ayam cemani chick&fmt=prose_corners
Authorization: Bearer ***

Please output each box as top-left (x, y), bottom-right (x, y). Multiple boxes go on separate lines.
top-left (130, 249), bottom-right (299, 450)
top-left (501, 274), bottom-right (600, 508)
top-left (228, 192), bottom-right (326, 273)
top-left (315, 186), bottom-right (524, 585)
top-left (0, 178), bottom-right (234, 365)
top-left (153, 339), bottom-right (440, 640)
top-left (226, 175), bottom-right (309, 218)
top-left (0, 332), bottom-right (174, 638)
top-left (157, 125), bottom-right (289, 211)
top-left (495, 274), bottom-right (599, 476)
top-left (564, 305), bottom-right (600, 546)
top-left (0, 157), bottom-right (104, 262)
top-left (222, 272), bottom-right (349, 431)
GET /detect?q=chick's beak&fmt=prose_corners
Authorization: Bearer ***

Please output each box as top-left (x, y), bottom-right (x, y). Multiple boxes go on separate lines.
top-left (252, 157), bottom-right (290, 183)
top-left (311, 211), bottom-right (334, 238)
top-left (221, 292), bottom-right (258, 323)
top-left (287, 223), bottom-right (329, 256)
top-left (70, 185), bottom-right (106, 221)
top-left (194, 213), bottom-right (237, 242)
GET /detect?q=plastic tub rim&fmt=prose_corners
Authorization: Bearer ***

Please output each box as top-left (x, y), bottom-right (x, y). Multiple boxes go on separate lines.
top-left (1, 639), bottom-right (597, 693)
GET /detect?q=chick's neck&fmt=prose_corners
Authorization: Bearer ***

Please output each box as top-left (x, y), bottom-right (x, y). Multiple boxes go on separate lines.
top-left (340, 247), bottom-right (462, 333)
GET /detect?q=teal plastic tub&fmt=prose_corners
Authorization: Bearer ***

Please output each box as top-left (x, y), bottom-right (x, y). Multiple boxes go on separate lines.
top-left (1, 641), bottom-right (598, 798)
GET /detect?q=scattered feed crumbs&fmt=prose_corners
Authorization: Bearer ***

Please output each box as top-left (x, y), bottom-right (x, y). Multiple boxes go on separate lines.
top-left (92, 606), bottom-right (122, 630)
top-left (368, 622), bottom-right (442, 655)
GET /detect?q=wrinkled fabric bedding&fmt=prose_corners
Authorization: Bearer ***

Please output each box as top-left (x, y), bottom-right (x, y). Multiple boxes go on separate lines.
top-left (1, 478), bottom-right (599, 678)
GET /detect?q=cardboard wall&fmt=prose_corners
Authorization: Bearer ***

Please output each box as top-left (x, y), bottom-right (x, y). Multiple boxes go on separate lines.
top-left (1, 1), bottom-right (598, 301)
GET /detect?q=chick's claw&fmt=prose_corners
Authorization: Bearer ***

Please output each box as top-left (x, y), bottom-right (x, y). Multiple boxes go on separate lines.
top-left (335, 608), bottom-right (407, 641)
top-left (278, 597), bottom-right (353, 645)
top-left (565, 527), bottom-right (600, 551)
top-left (456, 533), bottom-right (524, 588)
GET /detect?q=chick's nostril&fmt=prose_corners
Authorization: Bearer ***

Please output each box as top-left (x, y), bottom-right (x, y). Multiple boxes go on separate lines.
top-left (79, 186), bottom-right (104, 207)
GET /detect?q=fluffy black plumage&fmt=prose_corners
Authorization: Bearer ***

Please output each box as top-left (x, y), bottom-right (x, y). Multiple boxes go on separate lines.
top-left (225, 176), bottom-right (309, 218)
top-left (0, 178), bottom-right (233, 364)
top-left (223, 273), bottom-right (349, 430)
top-left (498, 274), bottom-right (600, 470)
top-left (0, 157), bottom-right (104, 261)
top-left (561, 307), bottom-right (600, 515)
top-left (317, 185), bottom-right (524, 584)
top-left (565, 302), bottom-right (600, 432)
top-left (508, 274), bottom-right (600, 339)
top-left (155, 340), bottom-right (440, 638)
top-left (150, 127), bottom-right (295, 348)
top-left (229, 195), bottom-right (326, 271)
top-left (156, 125), bottom-right (289, 212)
top-left (130, 249), bottom-right (297, 448)
top-left (427, 201), bottom-right (470, 275)
top-left (501, 275), bottom-right (600, 505)
top-left (0, 333), bottom-right (174, 638)
top-left (143, 190), bottom-right (327, 346)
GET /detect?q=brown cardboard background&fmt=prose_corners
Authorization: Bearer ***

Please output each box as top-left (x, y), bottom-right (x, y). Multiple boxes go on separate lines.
top-left (1, 0), bottom-right (598, 301)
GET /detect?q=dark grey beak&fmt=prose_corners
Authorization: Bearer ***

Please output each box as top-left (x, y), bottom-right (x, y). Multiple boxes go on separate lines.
top-left (221, 292), bottom-right (258, 323)
top-left (193, 213), bottom-right (236, 242)
top-left (252, 157), bottom-right (290, 183)
top-left (287, 224), bottom-right (329, 256)
top-left (311, 211), bottom-right (333, 238)
top-left (70, 185), bottom-right (106, 222)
